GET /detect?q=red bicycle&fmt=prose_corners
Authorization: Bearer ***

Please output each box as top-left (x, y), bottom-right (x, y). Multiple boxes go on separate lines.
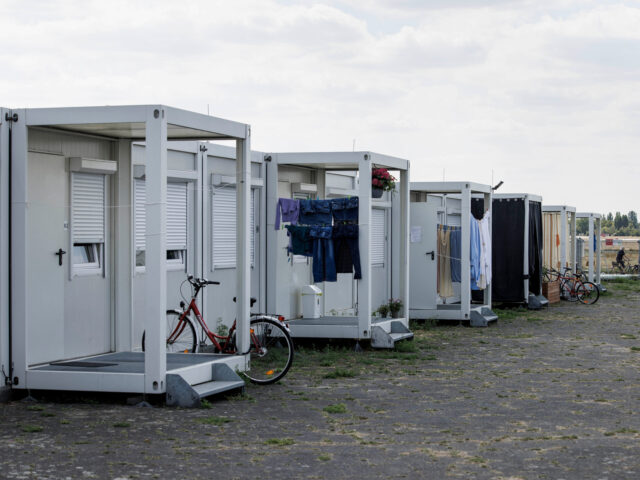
top-left (143, 275), bottom-right (293, 384)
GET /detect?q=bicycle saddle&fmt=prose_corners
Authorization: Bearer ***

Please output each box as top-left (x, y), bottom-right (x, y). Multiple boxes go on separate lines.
top-left (233, 296), bottom-right (257, 307)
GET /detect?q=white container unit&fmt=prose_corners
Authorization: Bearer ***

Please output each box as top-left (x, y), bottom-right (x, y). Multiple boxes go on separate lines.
top-left (266, 152), bottom-right (412, 348)
top-left (542, 205), bottom-right (577, 274)
top-left (4, 105), bottom-right (252, 406)
top-left (409, 182), bottom-right (497, 327)
top-left (576, 212), bottom-right (603, 288)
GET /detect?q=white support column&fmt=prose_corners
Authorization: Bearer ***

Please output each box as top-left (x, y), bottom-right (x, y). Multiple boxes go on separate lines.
top-left (10, 110), bottom-right (28, 386)
top-left (523, 198), bottom-right (530, 302)
top-left (265, 155), bottom-right (278, 315)
top-left (144, 106), bottom-right (167, 394)
top-left (400, 166), bottom-right (410, 320)
top-left (460, 185), bottom-right (471, 320)
top-left (595, 217), bottom-right (602, 284)
top-left (587, 215), bottom-right (595, 283)
top-left (195, 144), bottom-right (205, 319)
top-left (114, 139), bottom-right (133, 351)
top-left (560, 208), bottom-right (568, 269)
top-left (357, 154), bottom-right (372, 338)
top-left (235, 127), bottom-right (251, 357)
top-left (484, 191), bottom-right (492, 306)
top-left (0, 109), bottom-right (11, 388)
top-left (569, 212), bottom-right (577, 272)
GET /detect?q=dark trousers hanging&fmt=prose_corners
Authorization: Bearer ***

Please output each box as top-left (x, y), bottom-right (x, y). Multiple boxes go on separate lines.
top-left (332, 224), bottom-right (361, 279)
top-left (310, 226), bottom-right (336, 282)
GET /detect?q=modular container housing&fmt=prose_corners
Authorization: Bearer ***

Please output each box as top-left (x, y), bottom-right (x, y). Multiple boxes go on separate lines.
top-left (576, 212), bottom-right (603, 288)
top-left (409, 182), bottom-right (497, 327)
top-left (542, 205), bottom-right (577, 274)
top-left (0, 105), bottom-right (254, 406)
top-left (265, 152), bottom-right (412, 348)
top-left (472, 193), bottom-right (547, 308)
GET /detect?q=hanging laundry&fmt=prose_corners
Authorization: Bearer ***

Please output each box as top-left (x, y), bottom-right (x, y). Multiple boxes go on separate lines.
top-left (309, 226), bottom-right (337, 282)
top-left (285, 225), bottom-right (313, 257)
top-left (470, 217), bottom-right (483, 290)
top-left (275, 198), bottom-right (300, 230)
top-left (438, 225), bottom-right (454, 298)
top-left (331, 196), bottom-right (359, 223)
top-left (450, 227), bottom-right (461, 283)
top-left (299, 199), bottom-right (332, 226)
top-left (478, 210), bottom-right (492, 289)
top-left (332, 224), bottom-right (362, 279)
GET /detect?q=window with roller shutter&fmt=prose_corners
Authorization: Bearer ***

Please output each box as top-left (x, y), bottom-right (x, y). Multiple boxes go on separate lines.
top-left (211, 187), bottom-right (255, 269)
top-left (71, 172), bottom-right (105, 274)
top-left (371, 208), bottom-right (386, 267)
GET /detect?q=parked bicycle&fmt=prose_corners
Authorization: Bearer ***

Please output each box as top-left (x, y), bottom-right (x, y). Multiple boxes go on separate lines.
top-left (543, 267), bottom-right (599, 304)
top-left (143, 275), bottom-right (293, 384)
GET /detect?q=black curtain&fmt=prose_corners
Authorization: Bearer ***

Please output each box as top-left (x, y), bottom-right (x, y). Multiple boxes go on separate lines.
top-left (491, 198), bottom-right (525, 302)
top-left (528, 201), bottom-right (543, 296)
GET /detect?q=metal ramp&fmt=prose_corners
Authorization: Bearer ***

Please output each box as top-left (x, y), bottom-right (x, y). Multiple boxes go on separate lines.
top-left (371, 320), bottom-right (414, 349)
top-left (528, 294), bottom-right (549, 310)
top-left (166, 363), bottom-right (245, 408)
top-left (469, 306), bottom-right (499, 327)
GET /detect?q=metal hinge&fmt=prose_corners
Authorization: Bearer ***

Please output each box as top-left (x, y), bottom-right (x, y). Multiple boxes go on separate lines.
top-left (5, 112), bottom-right (18, 122)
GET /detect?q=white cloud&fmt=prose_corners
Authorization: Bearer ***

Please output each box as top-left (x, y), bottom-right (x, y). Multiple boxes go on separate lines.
top-left (0, 0), bottom-right (639, 213)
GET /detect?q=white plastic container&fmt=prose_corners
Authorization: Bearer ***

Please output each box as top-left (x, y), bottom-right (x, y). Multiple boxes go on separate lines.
top-left (301, 285), bottom-right (322, 319)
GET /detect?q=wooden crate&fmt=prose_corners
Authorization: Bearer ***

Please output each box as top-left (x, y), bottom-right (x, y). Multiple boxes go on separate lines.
top-left (542, 280), bottom-right (561, 304)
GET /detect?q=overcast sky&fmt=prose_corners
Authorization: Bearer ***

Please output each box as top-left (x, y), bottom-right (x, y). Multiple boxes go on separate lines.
top-left (2, 0), bottom-right (639, 213)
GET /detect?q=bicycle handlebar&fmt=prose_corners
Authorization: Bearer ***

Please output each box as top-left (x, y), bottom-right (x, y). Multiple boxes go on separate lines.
top-left (187, 275), bottom-right (220, 287)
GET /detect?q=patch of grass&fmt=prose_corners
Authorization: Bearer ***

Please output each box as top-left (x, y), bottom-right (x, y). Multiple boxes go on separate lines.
top-left (113, 422), bottom-right (131, 428)
top-left (26, 405), bottom-right (45, 411)
top-left (620, 334), bottom-right (637, 340)
top-left (40, 412), bottom-right (55, 417)
top-left (604, 428), bottom-right (638, 436)
top-left (200, 399), bottom-right (213, 409)
top-left (323, 403), bottom-right (348, 414)
top-left (263, 438), bottom-right (294, 446)
top-left (318, 453), bottom-right (332, 461)
top-left (21, 424), bottom-right (43, 433)
top-left (630, 347), bottom-right (640, 352)
top-left (197, 416), bottom-right (231, 426)
top-left (323, 368), bottom-right (358, 379)
top-left (394, 340), bottom-right (418, 353)
top-left (60, 419), bottom-right (70, 425)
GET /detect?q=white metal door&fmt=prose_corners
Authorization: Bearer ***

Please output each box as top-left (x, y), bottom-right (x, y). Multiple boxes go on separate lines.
top-left (27, 152), bottom-right (66, 365)
top-left (409, 203), bottom-right (439, 310)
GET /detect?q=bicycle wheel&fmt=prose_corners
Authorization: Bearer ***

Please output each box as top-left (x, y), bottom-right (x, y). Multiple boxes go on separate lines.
top-left (577, 282), bottom-right (600, 305)
top-left (244, 317), bottom-right (293, 385)
top-left (142, 310), bottom-right (197, 353)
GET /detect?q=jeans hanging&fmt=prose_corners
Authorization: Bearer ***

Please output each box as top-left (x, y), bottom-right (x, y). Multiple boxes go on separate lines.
top-left (332, 224), bottom-right (362, 279)
top-left (331, 197), bottom-right (358, 223)
top-left (299, 199), bottom-right (332, 226)
top-left (309, 226), bottom-right (337, 282)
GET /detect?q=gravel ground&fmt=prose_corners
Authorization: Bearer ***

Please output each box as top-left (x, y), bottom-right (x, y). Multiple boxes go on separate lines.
top-left (1, 279), bottom-right (639, 480)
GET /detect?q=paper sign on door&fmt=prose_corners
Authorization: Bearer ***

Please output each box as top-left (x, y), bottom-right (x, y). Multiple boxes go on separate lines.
top-left (410, 226), bottom-right (422, 243)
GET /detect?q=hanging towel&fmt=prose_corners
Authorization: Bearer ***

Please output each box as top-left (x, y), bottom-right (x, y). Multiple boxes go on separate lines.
top-left (478, 210), bottom-right (492, 289)
top-left (332, 224), bottom-right (362, 279)
top-left (470, 217), bottom-right (483, 290)
top-left (299, 199), bottom-right (332, 226)
top-left (331, 197), bottom-right (359, 223)
top-left (275, 198), bottom-right (300, 230)
top-left (309, 226), bottom-right (337, 282)
top-left (438, 226), bottom-right (454, 298)
top-left (285, 225), bottom-right (313, 257)
top-left (450, 227), bottom-right (461, 283)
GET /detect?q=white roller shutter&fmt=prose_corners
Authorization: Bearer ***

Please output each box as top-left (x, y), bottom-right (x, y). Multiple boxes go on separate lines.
top-left (167, 183), bottom-right (187, 249)
top-left (212, 187), bottom-right (255, 268)
top-left (135, 180), bottom-right (188, 251)
top-left (134, 179), bottom-right (146, 252)
top-left (72, 173), bottom-right (105, 243)
top-left (371, 208), bottom-right (386, 266)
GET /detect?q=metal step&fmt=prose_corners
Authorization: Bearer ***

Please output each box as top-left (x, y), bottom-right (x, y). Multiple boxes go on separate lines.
top-left (371, 321), bottom-right (414, 349)
top-left (166, 363), bottom-right (245, 407)
top-left (192, 380), bottom-right (245, 398)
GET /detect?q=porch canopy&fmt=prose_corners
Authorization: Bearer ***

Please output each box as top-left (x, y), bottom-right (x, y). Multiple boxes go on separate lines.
top-left (266, 151), bottom-right (410, 342)
top-left (11, 105), bottom-right (251, 394)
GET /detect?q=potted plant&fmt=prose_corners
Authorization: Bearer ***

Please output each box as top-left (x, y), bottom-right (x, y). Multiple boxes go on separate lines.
top-left (376, 303), bottom-right (390, 318)
top-left (389, 298), bottom-right (403, 318)
top-left (371, 168), bottom-right (396, 198)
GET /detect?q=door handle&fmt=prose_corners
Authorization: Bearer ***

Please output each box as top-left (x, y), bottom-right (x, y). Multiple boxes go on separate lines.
top-left (425, 250), bottom-right (435, 261)
top-left (55, 248), bottom-right (66, 266)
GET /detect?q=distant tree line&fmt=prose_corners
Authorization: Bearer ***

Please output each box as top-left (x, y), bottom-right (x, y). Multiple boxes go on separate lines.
top-left (576, 211), bottom-right (639, 236)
